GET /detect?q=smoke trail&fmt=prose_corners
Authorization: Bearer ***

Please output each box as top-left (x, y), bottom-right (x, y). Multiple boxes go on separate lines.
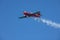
top-left (34, 18), bottom-right (60, 28)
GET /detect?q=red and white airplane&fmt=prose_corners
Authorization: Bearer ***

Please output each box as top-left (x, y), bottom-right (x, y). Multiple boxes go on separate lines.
top-left (19, 11), bottom-right (41, 19)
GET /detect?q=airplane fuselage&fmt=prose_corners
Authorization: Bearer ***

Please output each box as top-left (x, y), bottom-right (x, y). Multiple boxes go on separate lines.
top-left (19, 11), bottom-right (41, 19)
top-left (24, 12), bottom-right (40, 17)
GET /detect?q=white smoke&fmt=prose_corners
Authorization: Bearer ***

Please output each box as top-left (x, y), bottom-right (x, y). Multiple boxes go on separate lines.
top-left (34, 18), bottom-right (60, 28)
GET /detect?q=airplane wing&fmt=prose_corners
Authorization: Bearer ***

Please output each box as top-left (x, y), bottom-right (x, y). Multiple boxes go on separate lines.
top-left (19, 16), bottom-right (27, 19)
top-left (33, 11), bottom-right (40, 14)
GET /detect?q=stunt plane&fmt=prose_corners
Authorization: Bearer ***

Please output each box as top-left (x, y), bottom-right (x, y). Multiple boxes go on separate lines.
top-left (19, 11), bottom-right (41, 19)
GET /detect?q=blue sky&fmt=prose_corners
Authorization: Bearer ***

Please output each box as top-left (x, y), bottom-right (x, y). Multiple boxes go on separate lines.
top-left (0, 0), bottom-right (60, 40)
